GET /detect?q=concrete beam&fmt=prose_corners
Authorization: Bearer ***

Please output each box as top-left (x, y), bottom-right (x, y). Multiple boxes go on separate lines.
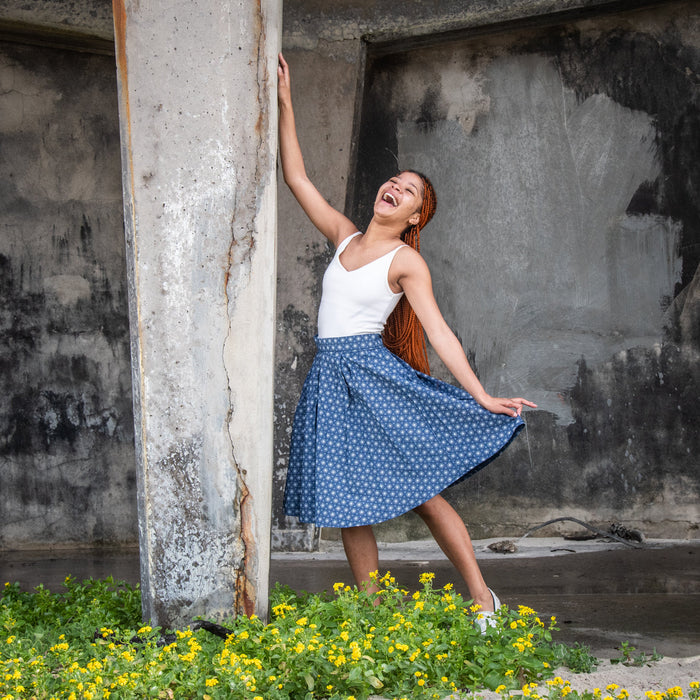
top-left (282, 0), bottom-right (674, 49)
top-left (112, 0), bottom-right (280, 626)
top-left (0, 0), bottom-right (114, 40)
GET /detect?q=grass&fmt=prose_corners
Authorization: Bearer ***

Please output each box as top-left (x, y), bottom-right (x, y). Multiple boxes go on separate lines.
top-left (1, 573), bottom-right (697, 700)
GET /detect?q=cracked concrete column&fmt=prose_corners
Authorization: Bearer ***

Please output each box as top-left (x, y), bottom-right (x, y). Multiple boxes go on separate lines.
top-left (112, 0), bottom-right (280, 627)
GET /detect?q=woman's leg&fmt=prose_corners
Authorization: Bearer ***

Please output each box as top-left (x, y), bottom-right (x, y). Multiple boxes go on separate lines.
top-left (341, 524), bottom-right (380, 594)
top-left (413, 494), bottom-right (495, 611)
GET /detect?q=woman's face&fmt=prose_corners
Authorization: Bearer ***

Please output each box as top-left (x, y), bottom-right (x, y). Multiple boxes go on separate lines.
top-left (373, 171), bottom-right (424, 226)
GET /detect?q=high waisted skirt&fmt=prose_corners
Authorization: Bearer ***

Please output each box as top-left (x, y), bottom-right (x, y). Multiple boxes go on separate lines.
top-left (283, 333), bottom-right (523, 528)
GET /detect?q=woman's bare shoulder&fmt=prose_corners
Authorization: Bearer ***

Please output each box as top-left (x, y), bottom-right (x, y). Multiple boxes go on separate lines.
top-left (394, 244), bottom-right (430, 272)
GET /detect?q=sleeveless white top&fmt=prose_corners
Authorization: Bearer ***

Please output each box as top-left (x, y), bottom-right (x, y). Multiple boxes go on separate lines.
top-left (317, 232), bottom-right (406, 338)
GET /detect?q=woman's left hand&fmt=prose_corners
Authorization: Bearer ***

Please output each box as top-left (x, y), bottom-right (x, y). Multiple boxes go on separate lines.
top-left (479, 396), bottom-right (537, 417)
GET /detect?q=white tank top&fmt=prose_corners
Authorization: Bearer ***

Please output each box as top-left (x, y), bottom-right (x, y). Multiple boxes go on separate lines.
top-left (317, 232), bottom-right (406, 338)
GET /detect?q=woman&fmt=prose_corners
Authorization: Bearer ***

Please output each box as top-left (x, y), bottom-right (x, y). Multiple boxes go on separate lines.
top-left (278, 54), bottom-right (535, 623)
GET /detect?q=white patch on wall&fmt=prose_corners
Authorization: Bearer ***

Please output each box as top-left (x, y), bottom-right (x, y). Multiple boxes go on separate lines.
top-left (397, 54), bottom-right (682, 424)
top-left (440, 62), bottom-right (491, 135)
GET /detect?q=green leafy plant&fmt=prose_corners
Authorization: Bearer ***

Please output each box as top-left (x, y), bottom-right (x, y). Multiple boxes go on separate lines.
top-left (551, 642), bottom-right (599, 674)
top-left (0, 573), bottom-right (689, 700)
top-left (610, 641), bottom-right (662, 667)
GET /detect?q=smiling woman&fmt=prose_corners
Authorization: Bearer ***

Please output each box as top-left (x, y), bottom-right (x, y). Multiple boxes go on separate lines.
top-left (277, 52), bottom-right (536, 619)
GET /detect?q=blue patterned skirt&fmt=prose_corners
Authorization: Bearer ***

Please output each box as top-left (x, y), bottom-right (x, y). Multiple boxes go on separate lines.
top-left (284, 334), bottom-right (523, 528)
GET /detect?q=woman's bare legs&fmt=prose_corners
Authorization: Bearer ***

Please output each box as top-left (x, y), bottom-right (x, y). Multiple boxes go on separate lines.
top-left (341, 496), bottom-right (494, 611)
top-left (341, 525), bottom-right (380, 594)
top-left (413, 494), bottom-right (494, 611)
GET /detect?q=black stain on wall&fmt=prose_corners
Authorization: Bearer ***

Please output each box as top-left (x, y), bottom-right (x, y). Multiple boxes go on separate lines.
top-left (0, 41), bottom-right (136, 545)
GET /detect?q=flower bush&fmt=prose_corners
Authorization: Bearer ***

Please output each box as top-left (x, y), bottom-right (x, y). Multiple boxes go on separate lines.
top-left (1, 574), bottom-right (697, 700)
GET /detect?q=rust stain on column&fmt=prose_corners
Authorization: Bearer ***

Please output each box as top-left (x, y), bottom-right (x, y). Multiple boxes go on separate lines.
top-left (112, 0), bottom-right (130, 135)
top-left (234, 482), bottom-right (257, 617)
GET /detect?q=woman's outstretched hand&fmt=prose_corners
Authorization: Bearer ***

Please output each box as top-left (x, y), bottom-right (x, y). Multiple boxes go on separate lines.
top-left (278, 53), bottom-right (291, 105)
top-left (479, 396), bottom-right (537, 418)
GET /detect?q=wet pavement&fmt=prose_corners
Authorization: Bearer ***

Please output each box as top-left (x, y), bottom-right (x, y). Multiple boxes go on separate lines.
top-left (2, 539), bottom-right (698, 659)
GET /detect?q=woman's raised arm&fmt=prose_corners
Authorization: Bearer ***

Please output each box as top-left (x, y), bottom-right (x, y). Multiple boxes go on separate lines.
top-left (394, 249), bottom-right (537, 417)
top-left (278, 54), bottom-right (356, 246)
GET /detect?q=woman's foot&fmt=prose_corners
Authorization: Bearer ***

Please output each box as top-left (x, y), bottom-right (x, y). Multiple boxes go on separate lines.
top-left (475, 588), bottom-right (501, 634)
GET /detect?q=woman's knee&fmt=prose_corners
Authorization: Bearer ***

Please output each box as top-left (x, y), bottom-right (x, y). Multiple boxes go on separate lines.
top-left (413, 494), bottom-right (444, 519)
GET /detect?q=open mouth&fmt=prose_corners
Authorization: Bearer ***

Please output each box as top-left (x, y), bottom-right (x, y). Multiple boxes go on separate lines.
top-left (382, 192), bottom-right (398, 207)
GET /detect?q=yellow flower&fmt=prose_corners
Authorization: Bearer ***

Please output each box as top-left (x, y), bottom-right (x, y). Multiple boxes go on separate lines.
top-left (205, 678), bottom-right (218, 687)
top-left (417, 679), bottom-right (425, 686)
top-left (419, 572), bottom-right (435, 584)
top-left (510, 621), bottom-right (518, 629)
top-left (495, 685), bottom-right (507, 694)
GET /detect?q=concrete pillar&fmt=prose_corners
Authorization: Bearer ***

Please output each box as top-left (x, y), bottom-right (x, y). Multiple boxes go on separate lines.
top-left (111, 0), bottom-right (280, 627)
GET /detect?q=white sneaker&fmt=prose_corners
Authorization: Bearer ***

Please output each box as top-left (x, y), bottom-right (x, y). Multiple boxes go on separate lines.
top-left (476, 588), bottom-right (501, 634)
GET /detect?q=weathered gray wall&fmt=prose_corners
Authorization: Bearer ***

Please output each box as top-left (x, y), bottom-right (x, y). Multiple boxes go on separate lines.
top-left (1, 0), bottom-right (697, 553)
top-left (0, 38), bottom-right (135, 547)
top-left (274, 0), bottom-right (700, 547)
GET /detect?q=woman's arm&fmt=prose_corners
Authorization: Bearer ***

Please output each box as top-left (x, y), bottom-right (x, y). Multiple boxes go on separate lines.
top-left (395, 250), bottom-right (536, 417)
top-left (278, 54), bottom-right (357, 246)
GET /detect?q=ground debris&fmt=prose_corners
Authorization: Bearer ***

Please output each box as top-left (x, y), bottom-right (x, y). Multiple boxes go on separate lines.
top-left (487, 539), bottom-right (518, 554)
top-left (609, 521), bottom-right (646, 542)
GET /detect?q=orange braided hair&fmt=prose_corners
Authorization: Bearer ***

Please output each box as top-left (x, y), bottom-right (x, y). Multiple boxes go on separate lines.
top-left (382, 171), bottom-right (437, 375)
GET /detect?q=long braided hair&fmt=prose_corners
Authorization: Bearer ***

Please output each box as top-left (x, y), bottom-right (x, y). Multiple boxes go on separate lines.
top-left (382, 170), bottom-right (437, 375)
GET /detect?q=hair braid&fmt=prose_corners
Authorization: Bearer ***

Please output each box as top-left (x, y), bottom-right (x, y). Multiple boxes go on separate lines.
top-left (382, 172), bottom-right (437, 375)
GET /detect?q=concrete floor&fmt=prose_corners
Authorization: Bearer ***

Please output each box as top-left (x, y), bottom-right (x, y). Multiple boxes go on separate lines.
top-left (2, 539), bottom-right (698, 659)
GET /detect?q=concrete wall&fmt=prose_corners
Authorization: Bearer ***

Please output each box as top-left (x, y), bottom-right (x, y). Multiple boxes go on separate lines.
top-left (1, 0), bottom-right (697, 553)
top-left (274, 0), bottom-right (700, 546)
top-left (0, 37), bottom-right (135, 547)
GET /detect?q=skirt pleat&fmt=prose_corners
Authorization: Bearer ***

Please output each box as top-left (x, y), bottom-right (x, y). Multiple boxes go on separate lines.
top-left (284, 333), bottom-right (523, 528)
